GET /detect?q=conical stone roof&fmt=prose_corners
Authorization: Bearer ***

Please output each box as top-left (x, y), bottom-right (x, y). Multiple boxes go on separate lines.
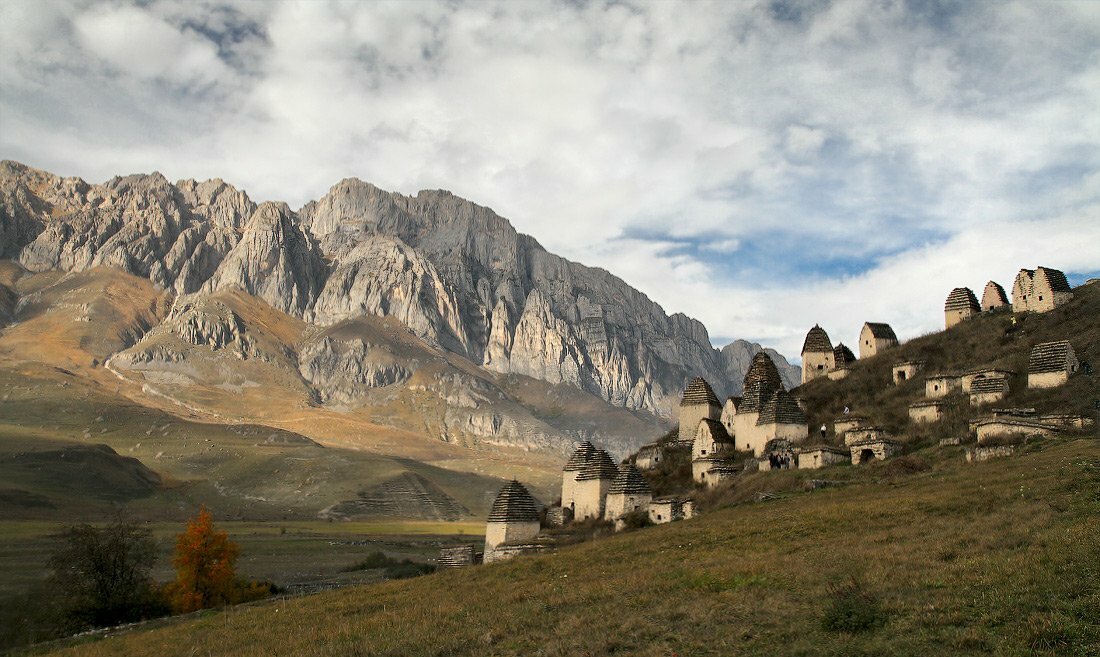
top-left (608, 464), bottom-right (651, 495)
top-left (563, 440), bottom-right (596, 471)
top-left (743, 352), bottom-right (783, 391)
top-left (833, 343), bottom-right (856, 367)
top-left (487, 480), bottom-right (540, 523)
top-left (945, 287), bottom-right (980, 312)
top-left (801, 324), bottom-right (833, 354)
top-left (681, 376), bottom-right (720, 407)
top-left (576, 449), bottom-right (619, 481)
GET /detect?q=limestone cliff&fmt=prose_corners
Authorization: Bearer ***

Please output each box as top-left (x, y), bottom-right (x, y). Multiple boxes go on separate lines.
top-left (0, 161), bottom-right (798, 417)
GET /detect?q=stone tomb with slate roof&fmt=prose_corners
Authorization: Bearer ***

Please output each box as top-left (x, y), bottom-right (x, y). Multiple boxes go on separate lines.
top-left (561, 440), bottom-right (596, 513)
top-left (691, 418), bottom-right (735, 483)
top-left (573, 449), bottom-right (619, 520)
top-left (1028, 341), bottom-right (1079, 389)
top-left (909, 400), bottom-right (947, 423)
top-left (798, 445), bottom-right (849, 470)
top-left (969, 375), bottom-right (1010, 406)
top-left (1013, 266), bottom-right (1073, 313)
top-left (603, 464), bottom-right (653, 524)
top-left (677, 376), bottom-right (721, 444)
top-left (892, 360), bottom-right (925, 385)
top-left (828, 343), bottom-right (857, 380)
top-left (634, 442), bottom-right (663, 470)
top-left (944, 287), bottom-right (981, 329)
top-left (484, 480), bottom-right (541, 563)
top-left (800, 324), bottom-right (835, 384)
top-left (859, 322), bottom-right (898, 359)
top-left (982, 281), bottom-right (1009, 311)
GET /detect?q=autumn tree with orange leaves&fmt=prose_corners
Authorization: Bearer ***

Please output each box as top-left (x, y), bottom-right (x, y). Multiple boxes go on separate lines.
top-left (166, 506), bottom-right (240, 613)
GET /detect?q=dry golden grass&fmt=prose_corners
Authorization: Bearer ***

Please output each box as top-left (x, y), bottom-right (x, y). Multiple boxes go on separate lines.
top-left (29, 437), bottom-right (1100, 657)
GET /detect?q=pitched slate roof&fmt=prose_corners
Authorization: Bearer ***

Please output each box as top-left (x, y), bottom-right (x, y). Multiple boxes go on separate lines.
top-left (562, 440), bottom-right (596, 471)
top-left (575, 449), bottom-right (619, 481)
top-left (944, 287), bottom-right (981, 313)
top-left (862, 322), bottom-right (897, 341)
top-left (1036, 266), bottom-right (1071, 293)
top-left (756, 389), bottom-right (807, 426)
top-left (697, 417), bottom-right (734, 444)
top-left (681, 376), bottom-right (720, 407)
top-left (607, 464), bottom-right (652, 495)
top-left (487, 480), bottom-right (540, 522)
top-left (982, 281), bottom-right (1009, 307)
top-left (1029, 341), bottom-right (1075, 374)
top-left (740, 380), bottom-right (778, 414)
top-left (801, 324), bottom-right (833, 354)
top-left (970, 377), bottom-right (1009, 394)
top-left (833, 343), bottom-right (856, 366)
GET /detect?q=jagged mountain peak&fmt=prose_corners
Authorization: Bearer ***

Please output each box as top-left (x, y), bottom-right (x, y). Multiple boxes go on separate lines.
top-left (0, 161), bottom-right (797, 417)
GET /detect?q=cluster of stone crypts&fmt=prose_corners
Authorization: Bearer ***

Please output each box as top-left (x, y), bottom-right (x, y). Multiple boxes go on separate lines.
top-left (800, 323), bottom-right (898, 385)
top-left (671, 356), bottom-right (811, 486)
top-left (944, 265), bottom-right (1072, 330)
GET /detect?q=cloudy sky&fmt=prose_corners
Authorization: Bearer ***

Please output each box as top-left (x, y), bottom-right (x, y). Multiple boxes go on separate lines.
top-left (2, 0), bottom-right (1099, 359)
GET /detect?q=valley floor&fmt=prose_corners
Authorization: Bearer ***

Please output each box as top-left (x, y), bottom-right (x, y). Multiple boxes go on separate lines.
top-left (31, 436), bottom-right (1100, 657)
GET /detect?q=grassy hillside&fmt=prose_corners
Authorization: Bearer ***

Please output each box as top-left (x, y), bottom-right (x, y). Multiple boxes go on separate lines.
top-left (26, 437), bottom-right (1099, 656)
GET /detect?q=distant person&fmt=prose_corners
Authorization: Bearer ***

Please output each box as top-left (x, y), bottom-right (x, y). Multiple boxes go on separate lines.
top-left (820, 424), bottom-right (827, 439)
top-left (843, 406), bottom-right (850, 415)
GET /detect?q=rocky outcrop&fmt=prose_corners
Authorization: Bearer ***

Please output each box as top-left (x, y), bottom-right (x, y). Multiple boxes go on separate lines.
top-left (0, 162), bottom-right (798, 417)
top-left (298, 336), bottom-right (411, 404)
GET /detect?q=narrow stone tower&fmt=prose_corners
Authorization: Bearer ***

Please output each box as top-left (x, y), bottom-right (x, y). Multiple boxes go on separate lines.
top-left (800, 324), bottom-right (835, 384)
top-left (677, 376), bottom-right (721, 443)
top-left (944, 287), bottom-right (980, 328)
top-left (484, 480), bottom-right (541, 563)
top-left (560, 440), bottom-right (595, 513)
top-left (603, 463), bottom-right (653, 523)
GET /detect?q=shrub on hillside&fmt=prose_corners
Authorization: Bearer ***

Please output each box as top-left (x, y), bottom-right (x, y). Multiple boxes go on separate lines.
top-left (821, 577), bottom-right (887, 634)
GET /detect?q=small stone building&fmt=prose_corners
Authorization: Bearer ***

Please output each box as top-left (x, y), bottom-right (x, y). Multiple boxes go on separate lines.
top-left (833, 415), bottom-right (866, 437)
top-left (634, 443), bottom-right (663, 470)
top-left (648, 498), bottom-right (684, 524)
top-left (829, 343), bottom-right (856, 380)
top-left (843, 426), bottom-right (893, 447)
top-left (720, 396), bottom-right (740, 436)
top-left (849, 438), bottom-right (903, 464)
top-left (572, 450), bottom-right (619, 521)
top-left (603, 464), bottom-right (652, 523)
top-left (677, 377), bottom-right (721, 444)
top-left (797, 445), bottom-right (849, 469)
top-left (981, 281), bottom-right (1009, 311)
top-left (961, 369), bottom-right (1015, 393)
top-left (561, 440), bottom-right (596, 511)
top-left (484, 480), bottom-right (541, 563)
top-left (859, 322), bottom-right (898, 359)
top-left (1028, 340), bottom-right (1079, 389)
top-left (892, 360), bottom-right (925, 385)
top-left (800, 324), bottom-right (835, 384)
top-left (974, 418), bottom-right (1060, 444)
top-left (751, 389), bottom-right (808, 454)
top-left (969, 376), bottom-right (1009, 406)
top-left (925, 374), bottom-right (962, 398)
top-left (944, 287), bottom-right (981, 329)
top-left (909, 400), bottom-right (946, 423)
top-left (691, 418), bottom-right (735, 482)
top-left (1012, 266), bottom-right (1073, 313)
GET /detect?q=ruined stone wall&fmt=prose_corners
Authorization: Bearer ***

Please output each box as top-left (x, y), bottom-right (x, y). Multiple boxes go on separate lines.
top-left (797, 449), bottom-right (848, 469)
top-left (975, 420), bottom-right (1058, 444)
top-left (966, 445), bottom-right (1016, 462)
top-left (908, 403), bottom-right (944, 423)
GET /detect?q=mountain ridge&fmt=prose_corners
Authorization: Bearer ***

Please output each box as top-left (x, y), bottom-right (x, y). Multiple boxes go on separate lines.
top-left (0, 159), bottom-right (799, 420)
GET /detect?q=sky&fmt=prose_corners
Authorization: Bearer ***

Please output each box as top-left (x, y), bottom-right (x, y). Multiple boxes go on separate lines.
top-left (2, 0), bottom-right (1099, 360)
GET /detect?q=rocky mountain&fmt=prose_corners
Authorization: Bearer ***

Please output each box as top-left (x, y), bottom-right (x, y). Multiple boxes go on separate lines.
top-left (0, 161), bottom-right (798, 440)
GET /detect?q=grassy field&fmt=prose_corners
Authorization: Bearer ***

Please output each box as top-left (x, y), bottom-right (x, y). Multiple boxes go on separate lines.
top-left (22, 436), bottom-right (1098, 657)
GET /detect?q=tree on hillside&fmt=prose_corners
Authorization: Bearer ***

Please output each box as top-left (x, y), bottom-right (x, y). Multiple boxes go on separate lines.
top-left (47, 516), bottom-right (165, 630)
top-left (167, 506), bottom-right (240, 613)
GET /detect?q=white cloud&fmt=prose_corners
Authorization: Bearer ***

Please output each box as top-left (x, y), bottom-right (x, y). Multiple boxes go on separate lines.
top-left (1, 0), bottom-right (1099, 360)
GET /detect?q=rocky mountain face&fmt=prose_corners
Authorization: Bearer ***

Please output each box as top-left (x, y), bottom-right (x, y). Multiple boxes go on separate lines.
top-left (0, 160), bottom-right (798, 423)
